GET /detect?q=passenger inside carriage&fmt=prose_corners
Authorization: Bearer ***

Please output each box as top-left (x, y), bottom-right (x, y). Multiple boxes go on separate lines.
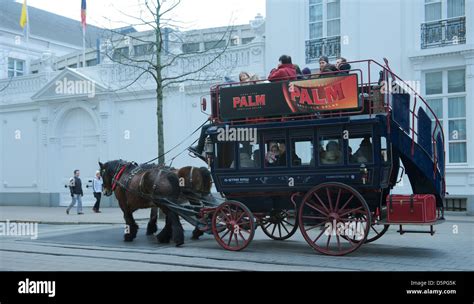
top-left (350, 136), bottom-right (373, 163)
top-left (320, 140), bottom-right (342, 165)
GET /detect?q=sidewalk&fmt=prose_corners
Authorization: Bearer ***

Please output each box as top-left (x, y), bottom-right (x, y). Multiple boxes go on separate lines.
top-left (0, 206), bottom-right (472, 225)
top-left (0, 206), bottom-right (155, 224)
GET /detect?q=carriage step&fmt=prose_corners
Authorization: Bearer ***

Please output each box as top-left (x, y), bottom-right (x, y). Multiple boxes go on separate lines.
top-left (397, 225), bottom-right (436, 236)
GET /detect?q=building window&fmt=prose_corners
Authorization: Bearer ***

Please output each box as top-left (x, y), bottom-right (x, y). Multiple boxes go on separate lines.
top-left (204, 40), bottom-right (226, 51)
top-left (86, 59), bottom-right (98, 67)
top-left (425, 0), bottom-right (442, 22)
top-left (326, 0), bottom-right (340, 37)
top-left (112, 47), bottom-right (130, 61)
top-left (134, 43), bottom-right (155, 56)
top-left (444, 198), bottom-right (467, 211)
top-left (421, 0), bottom-right (465, 49)
top-left (425, 68), bottom-right (466, 164)
top-left (241, 37), bottom-right (255, 45)
top-left (306, 0), bottom-right (341, 63)
top-left (7, 58), bottom-right (25, 78)
top-left (182, 42), bottom-right (200, 53)
top-left (309, 0), bottom-right (323, 39)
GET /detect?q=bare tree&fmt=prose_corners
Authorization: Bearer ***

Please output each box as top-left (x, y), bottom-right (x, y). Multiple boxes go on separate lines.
top-left (102, 0), bottom-right (234, 164)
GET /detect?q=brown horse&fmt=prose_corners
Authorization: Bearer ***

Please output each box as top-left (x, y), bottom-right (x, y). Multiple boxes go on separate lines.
top-left (99, 160), bottom-right (213, 246)
top-left (99, 160), bottom-right (185, 245)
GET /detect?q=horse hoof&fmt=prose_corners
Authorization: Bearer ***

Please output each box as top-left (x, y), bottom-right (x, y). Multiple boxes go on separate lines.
top-left (146, 224), bottom-right (158, 236)
top-left (175, 241), bottom-right (184, 247)
top-left (191, 229), bottom-right (204, 240)
top-left (124, 234), bottom-right (134, 242)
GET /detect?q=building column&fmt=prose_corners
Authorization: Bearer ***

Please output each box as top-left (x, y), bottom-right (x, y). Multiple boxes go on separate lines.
top-left (462, 50), bottom-right (474, 215)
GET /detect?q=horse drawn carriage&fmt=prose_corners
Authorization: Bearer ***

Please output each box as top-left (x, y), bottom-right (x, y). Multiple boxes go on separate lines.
top-left (101, 58), bottom-right (446, 256)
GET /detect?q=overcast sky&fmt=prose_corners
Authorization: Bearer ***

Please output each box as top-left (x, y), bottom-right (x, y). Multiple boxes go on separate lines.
top-left (19, 0), bottom-right (266, 30)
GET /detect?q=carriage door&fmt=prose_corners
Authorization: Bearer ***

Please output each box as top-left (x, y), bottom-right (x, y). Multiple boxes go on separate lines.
top-left (57, 108), bottom-right (99, 206)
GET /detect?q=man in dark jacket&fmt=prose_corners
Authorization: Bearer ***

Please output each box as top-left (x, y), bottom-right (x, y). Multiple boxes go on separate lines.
top-left (66, 169), bottom-right (84, 215)
top-left (314, 56), bottom-right (337, 78)
top-left (268, 55), bottom-right (297, 82)
top-left (336, 57), bottom-right (351, 74)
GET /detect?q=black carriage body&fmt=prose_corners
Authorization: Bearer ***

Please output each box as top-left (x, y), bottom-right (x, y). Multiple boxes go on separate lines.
top-left (208, 115), bottom-right (398, 212)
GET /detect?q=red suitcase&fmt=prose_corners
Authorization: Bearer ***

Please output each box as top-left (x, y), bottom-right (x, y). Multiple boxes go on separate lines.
top-left (386, 194), bottom-right (437, 223)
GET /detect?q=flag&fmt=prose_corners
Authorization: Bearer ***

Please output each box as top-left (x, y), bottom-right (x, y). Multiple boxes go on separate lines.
top-left (19, 0), bottom-right (28, 29)
top-left (81, 0), bottom-right (87, 30)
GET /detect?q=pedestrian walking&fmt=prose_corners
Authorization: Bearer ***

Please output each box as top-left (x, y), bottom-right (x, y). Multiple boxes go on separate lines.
top-left (92, 170), bottom-right (103, 213)
top-left (66, 169), bottom-right (83, 215)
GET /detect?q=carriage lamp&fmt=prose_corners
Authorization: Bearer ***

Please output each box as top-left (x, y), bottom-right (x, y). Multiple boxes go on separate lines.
top-left (204, 137), bottom-right (214, 155)
top-left (360, 164), bottom-right (368, 185)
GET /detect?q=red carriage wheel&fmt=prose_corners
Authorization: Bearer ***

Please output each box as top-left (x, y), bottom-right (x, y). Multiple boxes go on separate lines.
top-left (212, 200), bottom-right (255, 251)
top-left (260, 208), bottom-right (298, 241)
top-left (298, 182), bottom-right (371, 256)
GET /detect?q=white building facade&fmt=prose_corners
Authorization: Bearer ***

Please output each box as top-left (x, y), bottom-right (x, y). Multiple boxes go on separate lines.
top-left (0, 3), bottom-right (265, 207)
top-left (265, 0), bottom-right (473, 214)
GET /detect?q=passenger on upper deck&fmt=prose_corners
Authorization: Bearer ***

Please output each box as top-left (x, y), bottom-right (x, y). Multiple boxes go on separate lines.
top-left (313, 56), bottom-right (338, 79)
top-left (336, 57), bottom-right (351, 74)
top-left (268, 55), bottom-right (297, 82)
top-left (239, 72), bottom-right (259, 85)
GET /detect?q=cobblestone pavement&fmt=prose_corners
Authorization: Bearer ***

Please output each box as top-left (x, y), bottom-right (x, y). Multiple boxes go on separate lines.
top-left (1, 212), bottom-right (472, 271)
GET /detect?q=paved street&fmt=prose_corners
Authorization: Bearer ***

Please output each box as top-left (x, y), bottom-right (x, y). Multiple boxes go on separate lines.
top-left (1, 207), bottom-right (473, 271)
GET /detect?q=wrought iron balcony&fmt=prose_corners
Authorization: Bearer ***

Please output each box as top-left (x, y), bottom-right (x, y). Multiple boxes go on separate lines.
top-left (421, 17), bottom-right (466, 49)
top-left (305, 36), bottom-right (341, 64)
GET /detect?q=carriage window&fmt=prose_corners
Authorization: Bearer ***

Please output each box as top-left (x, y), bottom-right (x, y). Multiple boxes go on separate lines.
top-left (348, 135), bottom-right (373, 164)
top-left (381, 136), bottom-right (390, 163)
top-left (264, 139), bottom-right (287, 167)
top-left (232, 142), bottom-right (261, 169)
top-left (319, 136), bottom-right (343, 165)
top-left (216, 142), bottom-right (235, 169)
top-left (292, 138), bottom-right (314, 166)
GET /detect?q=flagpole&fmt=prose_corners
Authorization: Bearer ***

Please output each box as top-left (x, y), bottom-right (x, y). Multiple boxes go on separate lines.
top-left (82, 25), bottom-right (86, 68)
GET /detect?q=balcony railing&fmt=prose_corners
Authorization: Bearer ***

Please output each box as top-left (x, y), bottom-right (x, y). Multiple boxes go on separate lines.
top-left (305, 36), bottom-right (341, 64)
top-left (421, 17), bottom-right (466, 49)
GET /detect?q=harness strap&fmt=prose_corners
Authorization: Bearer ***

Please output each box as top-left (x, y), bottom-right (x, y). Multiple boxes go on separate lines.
top-left (112, 165), bottom-right (127, 191)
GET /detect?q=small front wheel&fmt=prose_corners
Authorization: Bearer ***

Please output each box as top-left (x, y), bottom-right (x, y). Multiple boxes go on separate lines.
top-left (212, 200), bottom-right (255, 251)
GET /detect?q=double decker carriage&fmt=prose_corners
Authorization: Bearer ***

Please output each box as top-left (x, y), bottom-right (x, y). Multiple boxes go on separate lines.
top-left (179, 58), bottom-right (445, 256)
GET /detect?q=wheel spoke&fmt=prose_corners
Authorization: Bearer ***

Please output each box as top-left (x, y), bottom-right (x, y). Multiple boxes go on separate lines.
top-left (281, 219), bottom-right (295, 226)
top-left (227, 230), bottom-right (234, 246)
top-left (339, 194), bottom-right (354, 212)
top-left (281, 223), bottom-right (290, 234)
top-left (326, 233), bottom-right (332, 250)
top-left (271, 223), bottom-right (277, 235)
top-left (305, 221), bottom-right (327, 232)
top-left (305, 200), bottom-right (329, 216)
top-left (277, 223), bottom-right (282, 238)
top-left (326, 187), bottom-right (333, 211)
top-left (219, 228), bottom-right (230, 240)
top-left (312, 226), bottom-right (327, 244)
top-left (334, 188), bottom-right (342, 212)
top-left (313, 192), bottom-right (331, 214)
top-left (336, 234), bottom-right (341, 251)
top-left (339, 206), bottom-right (364, 217)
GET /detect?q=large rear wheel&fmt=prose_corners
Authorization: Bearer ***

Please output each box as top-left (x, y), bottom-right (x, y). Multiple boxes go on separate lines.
top-left (298, 182), bottom-right (371, 256)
